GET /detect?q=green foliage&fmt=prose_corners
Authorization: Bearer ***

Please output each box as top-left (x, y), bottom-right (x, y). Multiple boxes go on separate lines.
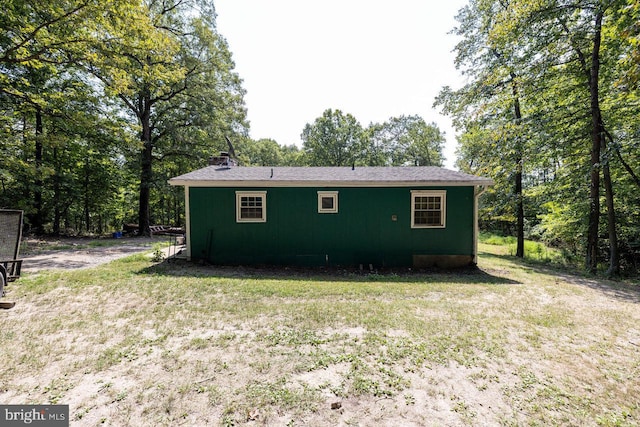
top-left (301, 108), bottom-right (367, 166)
top-left (94, 0), bottom-right (248, 233)
top-left (439, 0), bottom-right (640, 275)
top-left (0, 0), bottom-right (247, 234)
top-left (299, 111), bottom-right (446, 167)
top-left (237, 138), bottom-right (287, 166)
top-left (151, 248), bottom-right (165, 262)
top-left (480, 232), bottom-right (570, 265)
top-left (367, 115), bottom-right (445, 166)
top-left (609, 0), bottom-right (640, 89)
top-left (480, 233), bottom-right (516, 246)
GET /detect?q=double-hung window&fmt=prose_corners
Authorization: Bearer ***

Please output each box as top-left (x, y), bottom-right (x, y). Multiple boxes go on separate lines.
top-left (236, 191), bottom-right (267, 223)
top-left (411, 190), bottom-right (446, 228)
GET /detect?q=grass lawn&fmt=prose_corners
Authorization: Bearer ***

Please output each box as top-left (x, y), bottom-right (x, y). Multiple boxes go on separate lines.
top-left (1, 244), bottom-right (639, 426)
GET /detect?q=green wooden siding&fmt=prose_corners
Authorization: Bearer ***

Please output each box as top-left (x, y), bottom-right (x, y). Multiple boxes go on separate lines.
top-left (188, 186), bottom-right (475, 267)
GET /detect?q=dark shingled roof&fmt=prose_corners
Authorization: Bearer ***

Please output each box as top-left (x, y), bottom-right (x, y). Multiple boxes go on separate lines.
top-left (169, 166), bottom-right (493, 187)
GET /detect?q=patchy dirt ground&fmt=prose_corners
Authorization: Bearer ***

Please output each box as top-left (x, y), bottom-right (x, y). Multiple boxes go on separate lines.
top-left (3, 239), bottom-right (639, 426)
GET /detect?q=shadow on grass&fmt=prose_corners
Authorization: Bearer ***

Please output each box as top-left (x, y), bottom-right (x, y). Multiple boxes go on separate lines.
top-left (137, 258), bottom-right (521, 285)
top-left (481, 249), bottom-right (640, 304)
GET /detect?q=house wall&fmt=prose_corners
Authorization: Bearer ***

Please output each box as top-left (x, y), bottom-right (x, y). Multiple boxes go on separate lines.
top-left (187, 186), bottom-right (476, 268)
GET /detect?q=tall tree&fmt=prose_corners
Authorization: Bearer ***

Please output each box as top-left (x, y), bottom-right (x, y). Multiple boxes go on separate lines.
top-left (489, 0), bottom-right (624, 273)
top-left (93, 0), bottom-right (185, 235)
top-left (367, 115), bottom-right (446, 167)
top-left (435, 0), bottom-right (530, 257)
top-left (0, 0), bottom-right (157, 233)
top-left (92, 0), bottom-right (246, 235)
top-left (301, 109), bottom-right (367, 166)
top-left (237, 138), bottom-right (284, 166)
top-left (440, 0), bottom-right (635, 273)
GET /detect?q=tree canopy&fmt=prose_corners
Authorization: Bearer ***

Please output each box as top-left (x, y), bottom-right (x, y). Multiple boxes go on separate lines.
top-left (299, 109), bottom-right (445, 168)
top-left (0, 0), bottom-right (247, 234)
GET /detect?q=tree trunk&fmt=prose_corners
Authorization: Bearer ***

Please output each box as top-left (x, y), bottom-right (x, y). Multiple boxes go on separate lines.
top-left (138, 91), bottom-right (153, 237)
top-left (174, 191), bottom-right (182, 226)
top-left (53, 147), bottom-right (61, 236)
top-left (602, 138), bottom-right (619, 276)
top-left (586, 11), bottom-right (604, 274)
top-left (511, 77), bottom-right (524, 258)
top-left (515, 163), bottom-right (524, 258)
top-left (64, 206), bottom-right (70, 230)
top-left (33, 107), bottom-right (45, 235)
top-left (22, 116), bottom-right (30, 207)
top-left (84, 157), bottom-right (90, 232)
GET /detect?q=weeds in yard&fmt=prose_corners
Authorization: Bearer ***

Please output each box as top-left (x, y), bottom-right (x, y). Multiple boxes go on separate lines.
top-left (151, 248), bottom-right (165, 262)
top-left (44, 378), bottom-right (73, 404)
top-left (451, 395), bottom-right (477, 424)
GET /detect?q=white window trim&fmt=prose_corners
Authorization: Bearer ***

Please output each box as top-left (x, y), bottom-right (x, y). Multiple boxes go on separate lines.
top-left (411, 190), bottom-right (446, 228)
top-left (236, 191), bottom-right (267, 223)
top-left (317, 191), bottom-right (339, 213)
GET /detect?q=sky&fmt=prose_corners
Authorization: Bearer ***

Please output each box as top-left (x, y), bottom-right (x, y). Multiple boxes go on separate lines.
top-left (214, 0), bottom-right (468, 169)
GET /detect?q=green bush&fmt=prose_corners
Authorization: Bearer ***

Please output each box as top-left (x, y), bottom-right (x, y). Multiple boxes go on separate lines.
top-left (480, 232), bottom-right (567, 265)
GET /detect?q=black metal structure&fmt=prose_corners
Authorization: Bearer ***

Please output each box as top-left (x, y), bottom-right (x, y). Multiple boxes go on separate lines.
top-left (1, 209), bottom-right (23, 308)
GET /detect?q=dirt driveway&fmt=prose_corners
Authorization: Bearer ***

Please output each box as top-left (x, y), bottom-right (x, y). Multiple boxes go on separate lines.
top-left (19, 237), bottom-right (158, 272)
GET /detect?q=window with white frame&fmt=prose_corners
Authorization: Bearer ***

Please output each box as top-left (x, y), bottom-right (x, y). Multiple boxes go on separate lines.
top-left (236, 191), bottom-right (267, 222)
top-left (317, 191), bottom-right (338, 213)
top-left (411, 190), bottom-right (446, 228)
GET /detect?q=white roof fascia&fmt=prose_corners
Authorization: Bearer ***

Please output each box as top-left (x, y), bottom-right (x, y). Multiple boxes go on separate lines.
top-left (168, 179), bottom-right (494, 188)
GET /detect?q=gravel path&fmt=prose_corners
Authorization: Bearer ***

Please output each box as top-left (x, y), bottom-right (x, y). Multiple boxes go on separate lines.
top-left (19, 238), bottom-right (158, 273)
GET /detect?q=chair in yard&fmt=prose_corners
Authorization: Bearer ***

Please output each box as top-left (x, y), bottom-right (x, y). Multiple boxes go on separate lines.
top-left (0, 209), bottom-right (23, 309)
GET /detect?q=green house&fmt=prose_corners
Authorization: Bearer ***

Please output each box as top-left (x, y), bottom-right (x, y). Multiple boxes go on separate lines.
top-left (168, 165), bottom-right (492, 268)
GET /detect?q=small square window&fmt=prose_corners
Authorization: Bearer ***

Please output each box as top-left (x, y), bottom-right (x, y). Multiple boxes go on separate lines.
top-left (236, 191), bottom-right (267, 223)
top-left (322, 196), bottom-right (334, 210)
top-left (411, 190), bottom-right (446, 228)
top-left (318, 191), bottom-right (338, 213)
